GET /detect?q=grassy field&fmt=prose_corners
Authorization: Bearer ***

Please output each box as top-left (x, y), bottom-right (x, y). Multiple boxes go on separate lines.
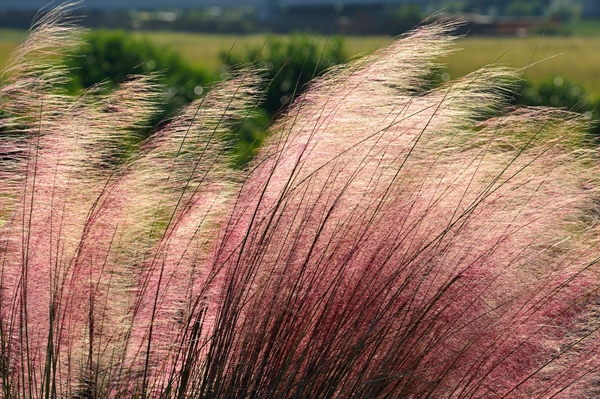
top-left (2, 29), bottom-right (599, 100)
top-left (444, 36), bottom-right (600, 101)
top-left (0, 29), bottom-right (29, 72)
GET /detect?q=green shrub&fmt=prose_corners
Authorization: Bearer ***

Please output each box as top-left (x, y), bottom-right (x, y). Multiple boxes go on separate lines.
top-left (66, 30), bottom-right (212, 134)
top-left (219, 34), bottom-right (348, 166)
top-left (222, 34), bottom-right (347, 117)
top-left (63, 30), bottom-right (275, 166)
top-left (514, 77), bottom-right (599, 136)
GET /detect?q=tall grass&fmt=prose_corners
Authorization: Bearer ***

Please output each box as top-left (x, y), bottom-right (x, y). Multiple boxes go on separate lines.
top-left (1, 4), bottom-right (599, 398)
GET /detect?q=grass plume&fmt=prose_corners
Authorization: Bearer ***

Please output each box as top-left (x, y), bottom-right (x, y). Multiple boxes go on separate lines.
top-left (1, 4), bottom-right (599, 398)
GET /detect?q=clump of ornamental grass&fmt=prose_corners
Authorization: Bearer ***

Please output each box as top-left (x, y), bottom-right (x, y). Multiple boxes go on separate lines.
top-left (1, 4), bottom-right (599, 398)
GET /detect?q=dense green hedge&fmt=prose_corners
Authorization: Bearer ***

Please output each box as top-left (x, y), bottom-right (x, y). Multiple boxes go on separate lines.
top-left (221, 34), bottom-right (348, 165)
top-left (66, 30), bottom-right (212, 133)
top-left (513, 78), bottom-right (600, 136)
top-left (222, 34), bottom-right (347, 117)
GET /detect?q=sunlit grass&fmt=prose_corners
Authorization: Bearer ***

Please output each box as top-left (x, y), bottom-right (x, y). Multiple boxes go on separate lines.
top-left (2, 7), bottom-right (600, 396)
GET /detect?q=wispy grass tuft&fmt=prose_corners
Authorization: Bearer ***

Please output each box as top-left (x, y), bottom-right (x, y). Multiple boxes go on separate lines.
top-left (1, 4), bottom-right (599, 398)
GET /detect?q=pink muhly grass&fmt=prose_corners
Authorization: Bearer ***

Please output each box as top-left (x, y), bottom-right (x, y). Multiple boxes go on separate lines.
top-left (1, 4), bottom-right (599, 398)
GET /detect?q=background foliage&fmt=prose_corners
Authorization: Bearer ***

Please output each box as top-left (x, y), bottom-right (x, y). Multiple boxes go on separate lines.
top-left (4, 21), bottom-right (596, 159)
top-left (65, 30), bottom-right (212, 135)
top-left (222, 34), bottom-right (347, 116)
top-left (59, 31), bottom-right (351, 166)
top-left (514, 78), bottom-right (600, 135)
top-left (218, 34), bottom-right (348, 165)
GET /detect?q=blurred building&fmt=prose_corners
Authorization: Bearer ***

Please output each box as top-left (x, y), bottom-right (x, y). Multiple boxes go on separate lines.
top-left (0, 0), bottom-right (412, 12)
top-left (434, 12), bottom-right (552, 36)
top-left (0, 0), bottom-right (417, 34)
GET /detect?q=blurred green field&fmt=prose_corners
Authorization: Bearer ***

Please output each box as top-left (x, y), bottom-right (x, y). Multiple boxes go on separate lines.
top-left (0, 29), bottom-right (29, 71)
top-left (444, 36), bottom-right (600, 101)
top-left (2, 29), bottom-right (599, 100)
